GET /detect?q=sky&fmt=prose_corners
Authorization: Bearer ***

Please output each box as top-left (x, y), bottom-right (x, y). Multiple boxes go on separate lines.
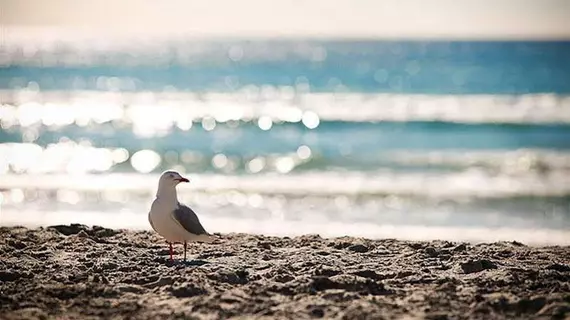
top-left (2, 0), bottom-right (570, 39)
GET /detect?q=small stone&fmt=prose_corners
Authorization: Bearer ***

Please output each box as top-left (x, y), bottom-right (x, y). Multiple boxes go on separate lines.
top-left (461, 260), bottom-right (483, 274)
top-left (460, 259), bottom-right (497, 274)
top-left (257, 242), bottom-right (271, 250)
top-left (425, 247), bottom-right (438, 257)
top-left (347, 244), bottom-right (369, 253)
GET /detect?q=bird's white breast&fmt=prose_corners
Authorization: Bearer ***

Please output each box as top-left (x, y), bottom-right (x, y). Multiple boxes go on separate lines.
top-left (148, 198), bottom-right (185, 242)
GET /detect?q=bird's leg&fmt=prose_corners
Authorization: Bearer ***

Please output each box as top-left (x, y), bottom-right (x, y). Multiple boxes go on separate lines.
top-left (184, 241), bottom-right (187, 262)
top-left (169, 242), bottom-right (174, 263)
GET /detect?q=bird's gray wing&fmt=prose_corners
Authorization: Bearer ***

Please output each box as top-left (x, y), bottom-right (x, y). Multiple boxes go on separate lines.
top-left (171, 203), bottom-right (209, 235)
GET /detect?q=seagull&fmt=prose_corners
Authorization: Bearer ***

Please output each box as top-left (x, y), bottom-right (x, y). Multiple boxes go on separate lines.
top-left (148, 170), bottom-right (214, 262)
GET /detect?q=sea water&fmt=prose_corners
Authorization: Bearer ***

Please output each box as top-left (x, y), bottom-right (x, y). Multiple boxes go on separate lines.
top-left (1, 38), bottom-right (569, 244)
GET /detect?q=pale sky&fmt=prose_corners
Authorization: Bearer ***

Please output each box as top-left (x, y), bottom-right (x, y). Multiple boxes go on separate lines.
top-left (2, 0), bottom-right (570, 39)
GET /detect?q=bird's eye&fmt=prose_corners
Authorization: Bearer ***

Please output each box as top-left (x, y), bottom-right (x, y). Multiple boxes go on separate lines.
top-left (169, 174), bottom-right (174, 178)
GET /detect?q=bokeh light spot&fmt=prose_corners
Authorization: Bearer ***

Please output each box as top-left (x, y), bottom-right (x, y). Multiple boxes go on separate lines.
top-left (297, 145), bottom-right (312, 160)
top-left (112, 148), bottom-right (130, 163)
top-left (258, 116), bottom-right (273, 131)
top-left (275, 157), bottom-right (295, 173)
top-left (202, 117), bottom-right (216, 131)
top-left (247, 157), bottom-right (265, 173)
top-left (212, 153), bottom-right (228, 169)
top-left (131, 149), bottom-right (161, 173)
top-left (302, 111), bottom-right (320, 129)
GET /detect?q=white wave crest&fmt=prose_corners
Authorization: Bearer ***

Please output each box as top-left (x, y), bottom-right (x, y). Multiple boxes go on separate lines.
top-left (2, 90), bottom-right (570, 125)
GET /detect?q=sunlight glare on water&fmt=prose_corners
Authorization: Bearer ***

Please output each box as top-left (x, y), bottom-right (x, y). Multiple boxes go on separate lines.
top-left (301, 111), bottom-right (320, 129)
top-left (247, 157), bottom-right (266, 173)
top-left (127, 104), bottom-right (175, 137)
top-left (296, 145), bottom-right (312, 160)
top-left (130, 149), bottom-right (162, 173)
top-left (257, 116), bottom-right (273, 131)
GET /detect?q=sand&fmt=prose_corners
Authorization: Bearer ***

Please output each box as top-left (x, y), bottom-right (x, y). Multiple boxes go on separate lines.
top-left (0, 224), bottom-right (569, 320)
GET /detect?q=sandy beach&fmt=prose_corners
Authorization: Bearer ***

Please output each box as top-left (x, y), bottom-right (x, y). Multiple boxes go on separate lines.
top-left (0, 225), bottom-right (568, 319)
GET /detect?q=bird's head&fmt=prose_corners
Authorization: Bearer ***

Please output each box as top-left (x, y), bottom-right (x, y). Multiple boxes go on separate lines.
top-left (158, 170), bottom-right (190, 188)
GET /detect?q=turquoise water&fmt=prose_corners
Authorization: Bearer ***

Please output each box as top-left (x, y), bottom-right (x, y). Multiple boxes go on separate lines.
top-left (3, 41), bottom-right (570, 93)
top-left (1, 39), bottom-right (569, 242)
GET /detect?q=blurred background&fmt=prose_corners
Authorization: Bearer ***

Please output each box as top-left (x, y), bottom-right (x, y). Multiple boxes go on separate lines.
top-left (1, 0), bottom-right (569, 244)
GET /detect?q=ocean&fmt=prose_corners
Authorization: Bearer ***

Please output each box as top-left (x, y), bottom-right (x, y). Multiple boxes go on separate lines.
top-left (1, 39), bottom-right (569, 244)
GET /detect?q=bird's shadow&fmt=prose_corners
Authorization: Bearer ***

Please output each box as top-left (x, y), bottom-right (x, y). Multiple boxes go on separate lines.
top-left (164, 259), bottom-right (210, 267)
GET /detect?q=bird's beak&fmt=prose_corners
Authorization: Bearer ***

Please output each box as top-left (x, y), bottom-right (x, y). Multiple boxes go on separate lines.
top-left (177, 177), bottom-right (190, 183)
